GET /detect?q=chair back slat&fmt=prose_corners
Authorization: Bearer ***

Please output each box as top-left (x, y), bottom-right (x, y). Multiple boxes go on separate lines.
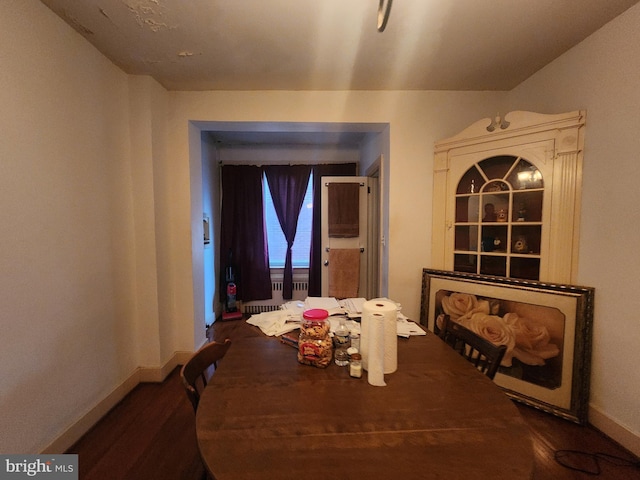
top-left (180, 338), bottom-right (232, 412)
top-left (438, 316), bottom-right (506, 380)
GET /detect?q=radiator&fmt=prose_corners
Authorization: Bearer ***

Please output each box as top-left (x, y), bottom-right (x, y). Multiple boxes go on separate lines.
top-left (242, 280), bottom-right (308, 314)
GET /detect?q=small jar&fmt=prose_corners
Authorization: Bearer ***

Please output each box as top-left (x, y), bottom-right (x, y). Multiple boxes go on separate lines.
top-left (298, 309), bottom-right (332, 368)
top-left (349, 353), bottom-right (362, 378)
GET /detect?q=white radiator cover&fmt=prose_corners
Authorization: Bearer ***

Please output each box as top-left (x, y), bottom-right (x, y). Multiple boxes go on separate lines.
top-left (242, 277), bottom-right (308, 314)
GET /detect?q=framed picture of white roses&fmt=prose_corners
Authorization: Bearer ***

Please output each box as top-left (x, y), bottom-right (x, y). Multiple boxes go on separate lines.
top-left (420, 268), bottom-right (594, 424)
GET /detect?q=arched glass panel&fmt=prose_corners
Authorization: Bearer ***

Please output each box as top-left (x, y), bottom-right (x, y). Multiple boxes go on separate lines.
top-left (453, 156), bottom-right (544, 280)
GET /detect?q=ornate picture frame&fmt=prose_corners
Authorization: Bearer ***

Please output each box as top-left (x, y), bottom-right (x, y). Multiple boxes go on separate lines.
top-left (420, 268), bottom-right (594, 424)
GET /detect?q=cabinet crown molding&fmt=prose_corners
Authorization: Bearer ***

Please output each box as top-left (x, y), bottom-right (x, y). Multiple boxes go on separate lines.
top-left (435, 110), bottom-right (586, 153)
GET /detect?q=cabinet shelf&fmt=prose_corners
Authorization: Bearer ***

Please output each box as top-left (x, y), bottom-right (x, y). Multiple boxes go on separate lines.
top-left (454, 221), bottom-right (543, 226)
top-left (454, 250), bottom-right (541, 257)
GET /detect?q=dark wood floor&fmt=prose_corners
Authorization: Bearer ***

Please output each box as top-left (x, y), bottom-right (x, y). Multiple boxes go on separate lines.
top-left (67, 319), bottom-right (640, 480)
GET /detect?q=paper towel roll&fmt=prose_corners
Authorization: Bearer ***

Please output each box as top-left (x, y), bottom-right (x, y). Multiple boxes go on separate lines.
top-left (361, 299), bottom-right (398, 377)
top-left (366, 313), bottom-right (386, 386)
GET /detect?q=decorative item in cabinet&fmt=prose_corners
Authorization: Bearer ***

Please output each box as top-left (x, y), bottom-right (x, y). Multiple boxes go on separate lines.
top-left (456, 167), bottom-right (484, 195)
top-left (511, 225), bottom-right (541, 255)
top-left (512, 235), bottom-right (529, 253)
top-left (481, 224), bottom-right (507, 253)
top-left (512, 190), bottom-right (543, 222)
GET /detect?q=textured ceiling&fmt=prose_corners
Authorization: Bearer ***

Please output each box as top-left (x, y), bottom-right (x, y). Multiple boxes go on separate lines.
top-left (40, 0), bottom-right (640, 92)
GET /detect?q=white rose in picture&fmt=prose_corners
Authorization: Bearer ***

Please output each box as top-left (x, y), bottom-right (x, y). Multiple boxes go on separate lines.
top-left (464, 312), bottom-right (516, 367)
top-left (441, 293), bottom-right (490, 322)
top-left (503, 312), bottom-right (560, 366)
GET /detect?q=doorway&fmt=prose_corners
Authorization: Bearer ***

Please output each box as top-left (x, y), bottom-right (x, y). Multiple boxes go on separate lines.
top-left (191, 121), bottom-right (390, 345)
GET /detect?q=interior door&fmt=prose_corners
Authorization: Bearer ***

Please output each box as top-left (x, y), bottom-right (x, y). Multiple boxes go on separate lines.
top-left (321, 176), bottom-right (369, 298)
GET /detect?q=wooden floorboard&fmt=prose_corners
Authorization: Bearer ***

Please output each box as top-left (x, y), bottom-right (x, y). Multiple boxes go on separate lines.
top-left (67, 319), bottom-right (640, 479)
top-left (66, 370), bottom-right (206, 480)
top-left (514, 402), bottom-right (640, 480)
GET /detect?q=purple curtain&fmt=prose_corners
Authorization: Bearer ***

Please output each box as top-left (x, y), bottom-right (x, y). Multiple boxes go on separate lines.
top-left (219, 165), bottom-right (272, 302)
top-left (264, 165), bottom-right (312, 300)
top-left (308, 163), bottom-right (358, 296)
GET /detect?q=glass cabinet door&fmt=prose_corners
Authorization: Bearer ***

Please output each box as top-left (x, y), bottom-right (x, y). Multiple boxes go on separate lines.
top-left (453, 155), bottom-right (543, 280)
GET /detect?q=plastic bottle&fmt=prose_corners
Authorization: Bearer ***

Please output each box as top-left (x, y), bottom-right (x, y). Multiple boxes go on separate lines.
top-left (349, 332), bottom-right (360, 352)
top-left (334, 318), bottom-right (351, 366)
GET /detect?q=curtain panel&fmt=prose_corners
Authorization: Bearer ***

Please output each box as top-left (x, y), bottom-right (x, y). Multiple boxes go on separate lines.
top-left (219, 165), bottom-right (272, 302)
top-left (264, 165), bottom-right (312, 300)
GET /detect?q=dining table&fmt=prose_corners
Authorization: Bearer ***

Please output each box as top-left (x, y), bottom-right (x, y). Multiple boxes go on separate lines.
top-left (196, 328), bottom-right (534, 480)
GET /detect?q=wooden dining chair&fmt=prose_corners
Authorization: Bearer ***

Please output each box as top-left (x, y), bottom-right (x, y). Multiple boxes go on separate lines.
top-left (180, 338), bottom-right (232, 412)
top-left (438, 315), bottom-right (506, 380)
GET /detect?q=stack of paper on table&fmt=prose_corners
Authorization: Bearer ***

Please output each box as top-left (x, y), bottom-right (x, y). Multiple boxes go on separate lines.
top-left (303, 296), bottom-right (345, 316)
top-left (340, 297), bottom-right (367, 317)
top-left (246, 310), bottom-right (300, 337)
top-left (396, 316), bottom-right (426, 337)
top-left (247, 296), bottom-right (426, 338)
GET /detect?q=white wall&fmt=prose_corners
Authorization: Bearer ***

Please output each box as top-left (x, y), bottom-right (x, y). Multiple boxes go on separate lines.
top-left (127, 75), bottom-right (162, 368)
top-left (0, 1), bottom-right (137, 453)
top-left (218, 143), bottom-right (361, 165)
top-left (508, 3), bottom-right (640, 454)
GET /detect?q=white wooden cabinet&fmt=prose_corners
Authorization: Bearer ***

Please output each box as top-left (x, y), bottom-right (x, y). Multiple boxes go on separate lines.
top-left (431, 111), bottom-right (585, 284)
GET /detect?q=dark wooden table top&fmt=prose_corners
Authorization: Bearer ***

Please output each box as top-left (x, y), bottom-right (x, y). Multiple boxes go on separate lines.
top-left (196, 331), bottom-right (534, 480)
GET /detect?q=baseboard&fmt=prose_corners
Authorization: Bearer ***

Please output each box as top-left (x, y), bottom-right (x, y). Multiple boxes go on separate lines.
top-left (41, 350), bottom-right (194, 454)
top-left (138, 351), bottom-right (193, 382)
top-left (589, 404), bottom-right (640, 457)
top-left (41, 369), bottom-right (141, 454)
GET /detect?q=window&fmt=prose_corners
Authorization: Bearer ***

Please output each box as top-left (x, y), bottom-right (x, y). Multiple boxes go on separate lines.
top-left (263, 173), bottom-right (314, 268)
